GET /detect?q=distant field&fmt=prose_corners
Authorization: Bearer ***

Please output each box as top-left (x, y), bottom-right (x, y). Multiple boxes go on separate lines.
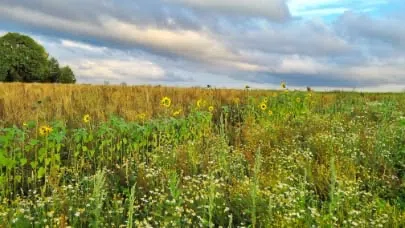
top-left (0, 83), bottom-right (404, 227)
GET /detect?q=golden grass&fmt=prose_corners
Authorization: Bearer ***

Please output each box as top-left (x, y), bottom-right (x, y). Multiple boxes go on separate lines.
top-left (0, 82), bottom-right (278, 125)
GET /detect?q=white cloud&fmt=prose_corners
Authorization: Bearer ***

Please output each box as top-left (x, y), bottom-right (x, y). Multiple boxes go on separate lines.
top-left (288, 0), bottom-right (388, 17)
top-left (66, 59), bottom-right (166, 81)
top-left (0, 5), bottom-right (264, 72)
top-left (166, 0), bottom-right (290, 21)
top-left (61, 40), bottom-right (108, 53)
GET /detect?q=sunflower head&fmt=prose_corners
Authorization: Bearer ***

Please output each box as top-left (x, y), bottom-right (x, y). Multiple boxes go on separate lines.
top-left (83, 114), bottom-right (91, 123)
top-left (260, 102), bottom-right (267, 111)
top-left (268, 110), bottom-right (273, 116)
top-left (263, 97), bottom-right (268, 103)
top-left (296, 97), bottom-right (301, 103)
top-left (208, 106), bottom-right (215, 112)
top-left (39, 125), bottom-right (52, 136)
top-left (160, 96), bottom-right (172, 108)
top-left (197, 99), bottom-right (206, 108)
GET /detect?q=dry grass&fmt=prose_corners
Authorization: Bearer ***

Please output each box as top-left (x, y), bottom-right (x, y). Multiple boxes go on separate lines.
top-left (0, 83), bottom-right (272, 125)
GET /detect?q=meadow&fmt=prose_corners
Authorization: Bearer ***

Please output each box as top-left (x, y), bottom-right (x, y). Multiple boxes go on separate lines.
top-left (0, 82), bottom-right (404, 227)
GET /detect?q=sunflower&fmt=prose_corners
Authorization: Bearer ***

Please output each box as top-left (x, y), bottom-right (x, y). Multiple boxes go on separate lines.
top-left (263, 97), bottom-right (268, 103)
top-left (173, 109), bottom-right (182, 117)
top-left (208, 106), bottom-right (215, 112)
top-left (160, 96), bottom-right (171, 108)
top-left (83, 114), bottom-right (91, 123)
top-left (281, 81), bottom-right (287, 89)
top-left (296, 97), bottom-right (301, 103)
top-left (259, 102), bottom-right (267, 111)
top-left (197, 99), bottom-right (206, 108)
top-left (39, 125), bottom-right (52, 136)
top-left (268, 110), bottom-right (273, 116)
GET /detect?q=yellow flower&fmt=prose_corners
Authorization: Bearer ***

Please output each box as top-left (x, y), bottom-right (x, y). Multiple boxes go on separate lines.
top-left (208, 106), bottom-right (215, 112)
top-left (83, 114), bottom-right (91, 123)
top-left (296, 97), bottom-right (301, 103)
top-left (233, 97), bottom-right (240, 104)
top-left (160, 96), bottom-right (171, 108)
top-left (259, 103), bottom-right (267, 111)
top-left (268, 110), bottom-right (273, 116)
top-left (137, 113), bottom-right (146, 120)
top-left (173, 109), bottom-right (182, 117)
top-left (39, 125), bottom-right (52, 136)
top-left (197, 99), bottom-right (206, 108)
top-left (23, 122), bottom-right (28, 127)
top-left (263, 97), bottom-right (268, 103)
top-left (281, 81), bottom-right (286, 89)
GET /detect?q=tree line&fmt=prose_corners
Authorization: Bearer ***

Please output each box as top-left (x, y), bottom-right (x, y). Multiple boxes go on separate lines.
top-left (0, 32), bottom-right (76, 83)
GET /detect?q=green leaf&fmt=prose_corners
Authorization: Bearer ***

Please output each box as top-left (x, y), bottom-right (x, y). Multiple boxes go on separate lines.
top-left (37, 167), bottom-right (46, 178)
top-left (20, 158), bottom-right (27, 166)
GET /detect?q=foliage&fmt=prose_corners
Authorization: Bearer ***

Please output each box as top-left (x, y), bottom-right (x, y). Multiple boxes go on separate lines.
top-left (0, 32), bottom-right (76, 83)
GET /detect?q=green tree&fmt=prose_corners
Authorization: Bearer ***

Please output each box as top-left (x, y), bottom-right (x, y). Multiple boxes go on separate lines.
top-left (58, 66), bottom-right (76, 84)
top-left (0, 32), bottom-right (49, 82)
top-left (46, 57), bottom-right (61, 83)
top-left (0, 32), bottom-right (76, 84)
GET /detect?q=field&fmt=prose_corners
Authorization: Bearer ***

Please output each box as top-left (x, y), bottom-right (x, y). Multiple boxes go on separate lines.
top-left (0, 83), bottom-right (404, 227)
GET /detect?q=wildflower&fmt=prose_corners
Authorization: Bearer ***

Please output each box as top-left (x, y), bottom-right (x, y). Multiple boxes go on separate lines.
top-left (39, 125), bottom-right (52, 136)
top-left (83, 114), bottom-right (91, 123)
top-left (263, 97), bottom-right (268, 103)
top-left (259, 103), bottom-right (267, 111)
top-left (268, 110), bottom-right (273, 116)
top-left (160, 96), bottom-right (171, 108)
top-left (47, 211), bottom-right (54, 217)
top-left (137, 113), bottom-right (146, 120)
top-left (281, 81), bottom-right (286, 89)
top-left (208, 106), bottom-right (215, 112)
top-left (296, 97), bottom-right (301, 103)
top-left (197, 99), bottom-right (206, 108)
top-left (173, 109), bottom-right (182, 117)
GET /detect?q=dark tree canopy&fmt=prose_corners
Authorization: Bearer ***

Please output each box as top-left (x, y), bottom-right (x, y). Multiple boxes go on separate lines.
top-left (0, 32), bottom-right (76, 83)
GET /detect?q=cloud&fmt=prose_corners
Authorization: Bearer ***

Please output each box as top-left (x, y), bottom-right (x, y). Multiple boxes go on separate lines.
top-left (61, 40), bottom-right (108, 53)
top-left (67, 59), bottom-right (166, 82)
top-left (0, 4), bottom-right (264, 73)
top-left (288, 0), bottom-right (389, 17)
top-left (166, 0), bottom-right (290, 21)
top-left (1, 0), bottom-right (405, 91)
top-left (336, 11), bottom-right (405, 48)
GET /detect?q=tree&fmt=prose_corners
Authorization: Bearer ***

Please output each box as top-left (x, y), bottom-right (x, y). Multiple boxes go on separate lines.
top-left (0, 33), bottom-right (49, 82)
top-left (0, 32), bottom-right (76, 84)
top-left (59, 66), bottom-right (76, 84)
top-left (46, 57), bottom-right (61, 83)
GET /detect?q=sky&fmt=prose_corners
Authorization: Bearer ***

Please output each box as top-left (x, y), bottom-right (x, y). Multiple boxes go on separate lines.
top-left (1, 0), bottom-right (405, 91)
